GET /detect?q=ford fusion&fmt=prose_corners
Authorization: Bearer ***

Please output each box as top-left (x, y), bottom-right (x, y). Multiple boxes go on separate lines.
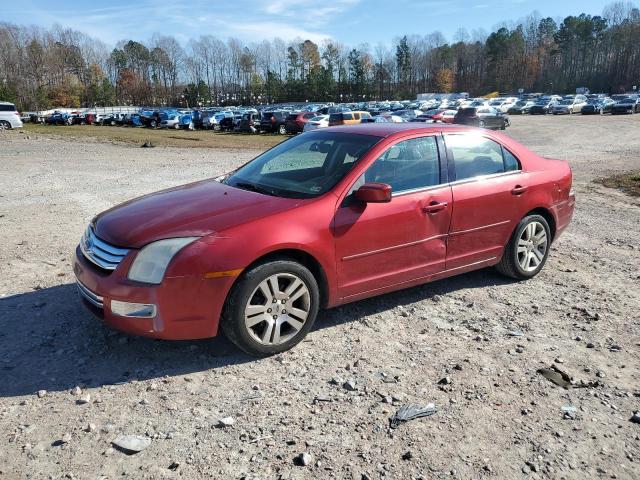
top-left (74, 124), bottom-right (575, 356)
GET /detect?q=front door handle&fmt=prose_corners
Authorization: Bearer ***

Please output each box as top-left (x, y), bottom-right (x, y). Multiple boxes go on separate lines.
top-left (422, 201), bottom-right (448, 214)
top-left (511, 185), bottom-right (528, 195)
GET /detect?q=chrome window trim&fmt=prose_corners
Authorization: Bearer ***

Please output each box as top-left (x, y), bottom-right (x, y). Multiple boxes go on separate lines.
top-left (392, 170), bottom-right (523, 197)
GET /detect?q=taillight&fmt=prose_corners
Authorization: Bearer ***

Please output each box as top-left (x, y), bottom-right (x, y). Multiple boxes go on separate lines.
top-left (270, 116), bottom-right (276, 124)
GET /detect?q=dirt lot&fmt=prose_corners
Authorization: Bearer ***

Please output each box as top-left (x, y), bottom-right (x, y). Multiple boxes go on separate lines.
top-left (0, 115), bottom-right (639, 480)
top-left (22, 123), bottom-right (286, 150)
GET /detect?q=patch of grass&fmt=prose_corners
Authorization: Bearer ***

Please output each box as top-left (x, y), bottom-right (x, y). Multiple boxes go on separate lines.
top-left (594, 170), bottom-right (640, 197)
top-left (22, 124), bottom-right (287, 150)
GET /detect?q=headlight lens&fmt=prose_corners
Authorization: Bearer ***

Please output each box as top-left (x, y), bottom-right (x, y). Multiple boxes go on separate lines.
top-left (128, 237), bottom-right (198, 284)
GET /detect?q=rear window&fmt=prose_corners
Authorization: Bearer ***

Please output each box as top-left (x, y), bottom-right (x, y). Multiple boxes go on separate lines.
top-left (329, 113), bottom-right (343, 122)
top-left (0, 104), bottom-right (16, 112)
top-left (286, 114), bottom-right (297, 120)
top-left (458, 108), bottom-right (477, 116)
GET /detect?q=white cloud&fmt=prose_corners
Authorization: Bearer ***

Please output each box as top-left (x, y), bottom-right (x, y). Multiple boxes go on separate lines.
top-left (263, 0), bottom-right (361, 21)
top-left (230, 21), bottom-right (331, 43)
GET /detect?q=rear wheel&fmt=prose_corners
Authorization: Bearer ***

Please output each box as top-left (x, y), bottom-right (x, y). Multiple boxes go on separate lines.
top-left (0, 120), bottom-right (10, 130)
top-left (478, 120), bottom-right (485, 128)
top-left (221, 259), bottom-right (319, 356)
top-left (496, 215), bottom-right (551, 280)
top-left (278, 124), bottom-right (287, 135)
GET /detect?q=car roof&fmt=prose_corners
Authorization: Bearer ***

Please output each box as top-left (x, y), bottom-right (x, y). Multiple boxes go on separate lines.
top-left (320, 123), bottom-right (475, 137)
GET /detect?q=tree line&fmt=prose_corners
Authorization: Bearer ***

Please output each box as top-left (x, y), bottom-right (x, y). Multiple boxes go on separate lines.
top-left (1, 1), bottom-right (639, 111)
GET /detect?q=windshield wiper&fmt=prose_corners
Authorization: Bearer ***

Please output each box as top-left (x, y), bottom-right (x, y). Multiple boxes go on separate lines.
top-left (233, 182), bottom-right (277, 197)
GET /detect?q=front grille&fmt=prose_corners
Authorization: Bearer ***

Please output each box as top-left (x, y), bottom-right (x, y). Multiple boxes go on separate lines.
top-left (80, 226), bottom-right (129, 271)
top-left (76, 281), bottom-right (104, 309)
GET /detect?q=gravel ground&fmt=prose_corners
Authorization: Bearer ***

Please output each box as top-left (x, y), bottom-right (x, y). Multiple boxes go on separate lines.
top-left (0, 115), bottom-right (639, 480)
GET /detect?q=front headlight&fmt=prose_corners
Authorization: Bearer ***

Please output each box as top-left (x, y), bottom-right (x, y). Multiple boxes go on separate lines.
top-left (128, 237), bottom-right (198, 284)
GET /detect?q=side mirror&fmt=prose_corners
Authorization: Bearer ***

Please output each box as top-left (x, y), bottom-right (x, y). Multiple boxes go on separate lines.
top-left (354, 182), bottom-right (392, 203)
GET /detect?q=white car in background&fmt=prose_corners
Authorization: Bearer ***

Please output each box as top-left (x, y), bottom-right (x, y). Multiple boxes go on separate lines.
top-left (489, 98), bottom-right (516, 113)
top-left (374, 114), bottom-right (405, 123)
top-left (0, 102), bottom-right (23, 130)
top-left (303, 114), bottom-right (329, 131)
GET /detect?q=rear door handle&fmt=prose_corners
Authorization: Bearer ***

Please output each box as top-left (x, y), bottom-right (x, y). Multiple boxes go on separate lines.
top-left (422, 201), bottom-right (448, 214)
top-left (511, 185), bottom-right (528, 195)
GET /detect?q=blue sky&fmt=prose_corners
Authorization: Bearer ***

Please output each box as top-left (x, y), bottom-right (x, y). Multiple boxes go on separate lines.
top-left (3, 0), bottom-right (622, 46)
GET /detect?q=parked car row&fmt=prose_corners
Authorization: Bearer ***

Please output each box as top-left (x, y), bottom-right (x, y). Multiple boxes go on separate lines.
top-left (7, 91), bottom-right (640, 133)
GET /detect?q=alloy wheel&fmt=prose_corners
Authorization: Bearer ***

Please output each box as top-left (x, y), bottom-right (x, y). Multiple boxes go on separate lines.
top-left (517, 221), bottom-right (548, 272)
top-left (244, 273), bottom-right (311, 346)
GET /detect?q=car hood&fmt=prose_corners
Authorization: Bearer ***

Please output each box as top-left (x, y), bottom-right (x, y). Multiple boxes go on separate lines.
top-left (94, 179), bottom-right (302, 248)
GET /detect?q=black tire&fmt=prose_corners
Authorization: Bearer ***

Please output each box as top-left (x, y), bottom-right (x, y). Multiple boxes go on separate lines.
top-left (220, 259), bottom-right (320, 356)
top-left (496, 214), bottom-right (551, 280)
top-left (478, 120), bottom-right (485, 128)
top-left (0, 120), bottom-right (11, 130)
top-left (278, 124), bottom-right (287, 135)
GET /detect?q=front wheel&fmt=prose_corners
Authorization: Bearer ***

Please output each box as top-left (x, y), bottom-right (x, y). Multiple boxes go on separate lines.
top-left (496, 215), bottom-right (551, 280)
top-left (278, 124), bottom-right (287, 135)
top-left (221, 260), bottom-right (320, 356)
top-left (478, 120), bottom-right (485, 128)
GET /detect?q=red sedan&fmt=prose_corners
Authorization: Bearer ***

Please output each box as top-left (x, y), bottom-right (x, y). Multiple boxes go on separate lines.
top-left (74, 124), bottom-right (575, 356)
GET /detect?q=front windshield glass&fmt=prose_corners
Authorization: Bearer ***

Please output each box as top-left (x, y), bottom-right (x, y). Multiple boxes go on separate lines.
top-left (225, 132), bottom-right (380, 199)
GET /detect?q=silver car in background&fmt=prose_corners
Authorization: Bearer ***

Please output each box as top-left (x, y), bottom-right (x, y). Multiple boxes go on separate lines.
top-left (552, 96), bottom-right (588, 115)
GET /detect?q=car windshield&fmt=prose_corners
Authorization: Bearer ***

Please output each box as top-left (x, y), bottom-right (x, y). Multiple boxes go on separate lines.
top-left (559, 100), bottom-right (573, 105)
top-left (619, 99), bottom-right (634, 104)
top-left (224, 132), bottom-right (380, 199)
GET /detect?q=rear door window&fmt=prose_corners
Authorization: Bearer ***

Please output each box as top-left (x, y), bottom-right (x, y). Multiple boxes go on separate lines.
top-left (0, 104), bottom-right (16, 112)
top-left (446, 134), bottom-right (520, 180)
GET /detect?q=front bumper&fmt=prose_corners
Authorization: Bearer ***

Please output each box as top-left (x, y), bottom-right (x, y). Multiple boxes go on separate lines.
top-left (73, 246), bottom-right (236, 340)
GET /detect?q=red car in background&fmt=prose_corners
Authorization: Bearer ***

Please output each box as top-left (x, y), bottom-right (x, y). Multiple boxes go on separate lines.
top-left (284, 111), bottom-right (317, 134)
top-left (74, 124), bottom-right (575, 356)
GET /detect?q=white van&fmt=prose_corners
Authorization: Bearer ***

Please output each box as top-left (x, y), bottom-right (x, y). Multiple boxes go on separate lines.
top-left (0, 102), bottom-right (23, 129)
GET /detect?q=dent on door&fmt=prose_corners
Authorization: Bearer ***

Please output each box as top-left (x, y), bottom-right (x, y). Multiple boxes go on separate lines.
top-left (334, 186), bottom-right (452, 299)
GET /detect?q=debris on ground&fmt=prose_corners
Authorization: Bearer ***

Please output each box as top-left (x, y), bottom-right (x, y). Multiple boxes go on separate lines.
top-left (390, 404), bottom-right (437, 428)
top-left (111, 435), bottom-right (151, 454)
top-left (561, 405), bottom-right (578, 420)
top-left (140, 141), bottom-right (155, 148)
top-left (537, 365), bottom-right (601, 389)
top-left (294, 452), bottom-right (312, 466)
top-left (216, 417), bottom-right (235, 428)
top-left (630, 411), bottom-right (640, 424)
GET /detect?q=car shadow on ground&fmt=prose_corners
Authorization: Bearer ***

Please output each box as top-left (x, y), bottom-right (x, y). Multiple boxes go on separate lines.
top-left (0, 269), bottom-right (514, 398)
